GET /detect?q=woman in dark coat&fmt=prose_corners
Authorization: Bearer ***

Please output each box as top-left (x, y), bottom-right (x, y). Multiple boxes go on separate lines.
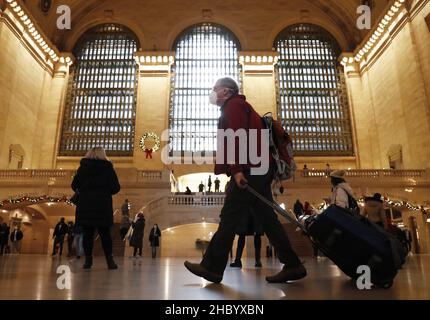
top-left (149, 224), bottom-right (161, 258)
top-left (0, 223), bottom-right (10, 255)
top-left (230, 206), bottom-right (264, 268)
top-left (130, 213), bottom-right (145, 258)
top-left (71, 147), bottom-right (121, 270)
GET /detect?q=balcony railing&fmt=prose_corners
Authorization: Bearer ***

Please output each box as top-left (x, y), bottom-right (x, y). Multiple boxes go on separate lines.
top-left (138, 194), bottom-right (226, 216)
top-left (0, 170), bottom-right (30, 179)
top-left (0, 170), bottom-right (75, 180)
top-left (0, 169), bottom-right (425, 179)
top-left (168, 195), bottom-right (226, 206)
top-left (298, 169), bottom-right (425, 178)
top-left (0, 169), bottom-right (168, 183)
top-left (139, 170), bottom-right (163, 180)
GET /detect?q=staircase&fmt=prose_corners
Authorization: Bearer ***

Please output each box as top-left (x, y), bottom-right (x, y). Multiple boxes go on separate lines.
top-left (138, 193), bottom-right (315, 257)
top-left (139, 194), bottom-right (227, 229)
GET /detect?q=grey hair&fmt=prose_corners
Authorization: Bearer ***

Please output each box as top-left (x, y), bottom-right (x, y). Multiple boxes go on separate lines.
top-left (216, 77), bottom-right (239, 95)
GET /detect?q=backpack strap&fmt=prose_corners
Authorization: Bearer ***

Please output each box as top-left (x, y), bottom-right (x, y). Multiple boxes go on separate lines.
top-left (334, 186), bottom-right (351, 205)
top-left (262, 113), bottom-right (286, 184)
top-left (337, 186), bottom-right (359, 214)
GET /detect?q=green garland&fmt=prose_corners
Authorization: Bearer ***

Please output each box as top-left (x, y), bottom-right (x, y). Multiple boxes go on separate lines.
top-left (317, 197), bottom-right (422, 212)
top-left (0, 195), bottom-right (73, 208)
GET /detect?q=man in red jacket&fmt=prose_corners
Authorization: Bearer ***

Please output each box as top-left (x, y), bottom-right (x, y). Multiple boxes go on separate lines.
top-left (185, 78), bottom-right (306, 283)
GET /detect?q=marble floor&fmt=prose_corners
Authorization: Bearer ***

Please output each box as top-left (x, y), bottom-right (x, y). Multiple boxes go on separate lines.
top-left (0, 254), bottom-right (429, 300)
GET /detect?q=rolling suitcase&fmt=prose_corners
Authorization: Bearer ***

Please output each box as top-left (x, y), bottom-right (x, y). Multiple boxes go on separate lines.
top-left (305, 205), bottom-right (406, 288)
top-left (245, 184), bottom-right (406, 288)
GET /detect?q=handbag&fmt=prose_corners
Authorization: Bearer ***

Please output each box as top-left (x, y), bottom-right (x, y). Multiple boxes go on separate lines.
top-left (70, 179), bottom-right (91, 206)
top-left (70, 191), bottom-right (80, 205)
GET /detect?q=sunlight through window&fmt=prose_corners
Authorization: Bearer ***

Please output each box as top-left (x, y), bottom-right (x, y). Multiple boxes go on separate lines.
top-left (169, 23), bottom-right (242, 154)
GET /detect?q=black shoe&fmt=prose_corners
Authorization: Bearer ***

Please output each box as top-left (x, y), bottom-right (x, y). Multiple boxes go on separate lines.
top-left (83, 256), bottom-right (93, 269)
top-left (184, 261), bottom-right (223, 284)
top-left (106, 256), bottom-right (118, 270)
top-left (255, 261), bottom-right (262, 268)
top-left (266, 264), bottom-right (307, 283)
top-left (230, 261), bottom-right (242, 268)
top-left (76, 256), bottom-right (81, 259)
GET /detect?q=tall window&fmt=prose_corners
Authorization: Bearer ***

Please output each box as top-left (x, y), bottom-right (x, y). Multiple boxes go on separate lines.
top-left (169, 23), bottom-right (241, 154)
top-left (275, 24), bottom-right (353, 156)
top-left (60, 24), bottom-right (139, 156)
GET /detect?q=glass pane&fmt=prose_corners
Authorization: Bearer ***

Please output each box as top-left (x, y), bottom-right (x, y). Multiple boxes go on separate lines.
top-left (275, 24), bottom-right (353, 156)
top-left (60, 24), bottom-right (138, 156)
top-left (169, 23), bottom-right (242, 153)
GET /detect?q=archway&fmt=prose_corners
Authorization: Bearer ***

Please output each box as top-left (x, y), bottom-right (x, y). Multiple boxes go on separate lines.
top-left (176, 173), bottom-right (230, 194)
top-left (160, 223), bottom-right (218, 258)
top-left (1, 201), bottom-right (76, 255)
top-left (158, 223), bottom-right (272, 260)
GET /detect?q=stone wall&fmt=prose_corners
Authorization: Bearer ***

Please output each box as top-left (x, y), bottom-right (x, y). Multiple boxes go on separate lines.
top-left (344, 1), bottom-right (430, 170)
top-left (2, 1), bottom-right (429, 173)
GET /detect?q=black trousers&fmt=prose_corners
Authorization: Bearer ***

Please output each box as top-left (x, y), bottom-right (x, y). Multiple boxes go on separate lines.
top-left (234, 234), bottom-right (261, 262)
top-left (375, 221), bottom-right (384, 228)
top-left (82, 226), bottom-right (112, 257)
top-left (0, 243), bottom-right (6, 255)
top-left (312, 244), bottom-right (319, 257)
top-left (120, 228), bottom-right (129, 240)
top-left (201, 170), bottom-right (301, 275)
top-left (151, 246), bottom-right (158, 258)
top-left (67, 238), bottom-right (74, 256)
top-left (133, 246), bottom-right (143, 256)
top-left (52, 237), bottom-right (64, 255)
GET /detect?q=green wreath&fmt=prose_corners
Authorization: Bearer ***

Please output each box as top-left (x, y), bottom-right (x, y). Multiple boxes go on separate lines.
top-left (140, 132), bottom-right (161, 158)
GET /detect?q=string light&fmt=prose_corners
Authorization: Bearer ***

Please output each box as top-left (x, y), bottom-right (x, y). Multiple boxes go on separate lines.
top-left (342, 0), bottom-right (406, 66)
top-left (316, 197), bottom-right (422, 212)
top-left (0, 195), bottom-right (74, 208)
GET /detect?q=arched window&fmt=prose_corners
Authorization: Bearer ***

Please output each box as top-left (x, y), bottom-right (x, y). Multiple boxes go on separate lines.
top-left (275, 24), bottom-right (353, 156)
top-left (169, 23), bottom-right (241, 154)
top-left (60, 24), bottom-right (139, 156)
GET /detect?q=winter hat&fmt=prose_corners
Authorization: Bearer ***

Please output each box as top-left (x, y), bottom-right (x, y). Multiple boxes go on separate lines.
top-left (330, 170), bottom-right (346, 179)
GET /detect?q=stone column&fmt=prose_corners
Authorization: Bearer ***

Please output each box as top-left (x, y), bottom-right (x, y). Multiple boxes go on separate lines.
top-left (133, 52), bottom-right (174, 170)
top-left (239, 52), bottom-right (280, 117)
top-left (35, 53), bottom-right (75, 169)
top-left (340, 53), bottom-right (382, 169)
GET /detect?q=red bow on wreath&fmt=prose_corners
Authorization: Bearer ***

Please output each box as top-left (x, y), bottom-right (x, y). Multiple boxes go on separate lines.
top-left (145, 149), bottom-right (153, 159)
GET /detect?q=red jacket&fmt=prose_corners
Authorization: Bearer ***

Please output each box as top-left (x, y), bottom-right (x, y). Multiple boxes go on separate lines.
top-left (215, 95), bottom-right (272, 177)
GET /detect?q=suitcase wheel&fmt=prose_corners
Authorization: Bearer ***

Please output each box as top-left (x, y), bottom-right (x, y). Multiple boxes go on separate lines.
top-left (382, 281), bottom-right (393, 289)
top-left (374, 281), bottom-right (393, 289)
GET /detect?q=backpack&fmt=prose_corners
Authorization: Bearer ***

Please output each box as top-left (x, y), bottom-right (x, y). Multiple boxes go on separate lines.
top-left (340, 187), bottom-right (360, 216)
top-left (262, 113), bottom-right (297, 181)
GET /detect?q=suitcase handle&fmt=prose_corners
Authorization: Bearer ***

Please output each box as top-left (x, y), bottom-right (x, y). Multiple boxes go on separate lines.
top-left (241, 181), bottom-right (308, 233)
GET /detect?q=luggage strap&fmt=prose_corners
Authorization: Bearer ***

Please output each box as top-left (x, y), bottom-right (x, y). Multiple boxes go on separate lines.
top-left (243, 183), bottom-right (307, 233)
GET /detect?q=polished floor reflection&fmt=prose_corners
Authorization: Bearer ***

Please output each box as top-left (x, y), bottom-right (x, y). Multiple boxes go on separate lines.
top-left (0, 254), bottom-right (429, 300)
